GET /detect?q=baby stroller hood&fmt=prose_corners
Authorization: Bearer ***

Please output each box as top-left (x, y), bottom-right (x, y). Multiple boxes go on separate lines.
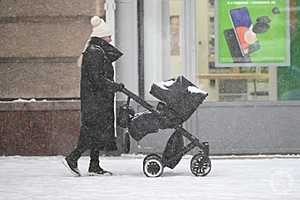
top-left (150, 76), bottom-right (208, 123)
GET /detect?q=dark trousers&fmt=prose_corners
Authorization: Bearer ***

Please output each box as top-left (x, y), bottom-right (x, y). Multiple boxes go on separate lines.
top-left (67, 145), bottom-right (100, 165)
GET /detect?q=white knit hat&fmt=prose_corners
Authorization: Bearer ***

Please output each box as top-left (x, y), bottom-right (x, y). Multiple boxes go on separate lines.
top-left (90, 16), bottom-right (112, 38)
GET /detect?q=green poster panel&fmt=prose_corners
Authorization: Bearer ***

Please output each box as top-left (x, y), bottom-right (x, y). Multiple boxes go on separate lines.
top-left (278, 0), bottom-right (300, 100)
top-left (215, 0), bottom-right (290, 67)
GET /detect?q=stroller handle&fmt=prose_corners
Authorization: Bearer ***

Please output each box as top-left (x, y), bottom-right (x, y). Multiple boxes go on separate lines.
top-left (101, 76), bottom-right (158, 114)
top-left (120, 87), bottom-right (159, 114)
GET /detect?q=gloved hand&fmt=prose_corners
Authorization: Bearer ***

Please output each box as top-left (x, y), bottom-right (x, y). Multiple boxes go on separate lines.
top-left (117, 83), bottom-right (125, 91)
top-left (112, 82), bottom-right (124, 92)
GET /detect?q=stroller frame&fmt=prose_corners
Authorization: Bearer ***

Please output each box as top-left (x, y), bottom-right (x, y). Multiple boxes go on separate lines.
top-left (120, 87), bottom-right (211, 177)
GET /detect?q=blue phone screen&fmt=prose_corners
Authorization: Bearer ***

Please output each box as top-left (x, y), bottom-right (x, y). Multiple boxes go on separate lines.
top-left (230, 7), bottom-right (252, 28)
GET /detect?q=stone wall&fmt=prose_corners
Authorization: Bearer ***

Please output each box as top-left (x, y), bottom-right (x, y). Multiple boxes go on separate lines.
top-left (1, 100), bottom-right (300, 156)
top-left (0, 101), bottom-right (128, 156)
top-left (0, 101), bottom-right (81, 155)
top-left (0, 1), bottom-right (132, 156)
top-left (0, 0), bottom-right (105, 98)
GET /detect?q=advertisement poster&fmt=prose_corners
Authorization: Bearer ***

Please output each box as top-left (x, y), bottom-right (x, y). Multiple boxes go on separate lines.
top-left (215, 0), bottom-right (290, 67)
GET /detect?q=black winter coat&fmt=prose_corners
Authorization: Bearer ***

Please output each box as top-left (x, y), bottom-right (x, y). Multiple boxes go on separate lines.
top-left (78, 37), bottom-right (123, 151)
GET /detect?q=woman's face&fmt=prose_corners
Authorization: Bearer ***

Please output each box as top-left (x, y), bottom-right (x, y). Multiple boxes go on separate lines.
top-left (102, 36), bottom-right (112, 43)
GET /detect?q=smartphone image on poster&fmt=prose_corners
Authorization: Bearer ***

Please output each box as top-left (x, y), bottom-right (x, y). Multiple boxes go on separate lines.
top-left (224, 28), bottom-right (251, 63)
top-left (229, 7), bottom-right (260, 56)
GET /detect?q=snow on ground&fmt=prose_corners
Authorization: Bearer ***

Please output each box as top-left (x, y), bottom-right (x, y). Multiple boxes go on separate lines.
top-left (0, 155), bottom-right (299, 200)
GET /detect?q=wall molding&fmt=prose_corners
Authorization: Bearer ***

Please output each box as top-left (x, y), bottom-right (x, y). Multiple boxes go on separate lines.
top-left (0, 57), bottom-right (78, 63)
top-left (0, 15), bottom-right (93, 24)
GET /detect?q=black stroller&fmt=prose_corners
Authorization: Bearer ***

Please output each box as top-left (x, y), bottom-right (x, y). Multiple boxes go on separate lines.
top-left (118, 76), bottom-right (211, 177)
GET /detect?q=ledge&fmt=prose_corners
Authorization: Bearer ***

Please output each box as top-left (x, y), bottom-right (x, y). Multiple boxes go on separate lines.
top-left (1, 100), bottom-right (300, 111)
top-left (201, 101), bottom-right (300, 108)
top-left (0, 57), bottom-right (78, 63)
top-left (198, 73), bottom-right (269, 80)
top-left (0, 100), bottom-right (80, 111)
top-left (0, 15), bottom-right (91, 24)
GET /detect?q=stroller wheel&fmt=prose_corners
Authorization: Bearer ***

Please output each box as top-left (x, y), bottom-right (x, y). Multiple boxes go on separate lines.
top-left (143, 154), bottom-right (164, 177)
top-left (190, 153), bottom-right (211, 177)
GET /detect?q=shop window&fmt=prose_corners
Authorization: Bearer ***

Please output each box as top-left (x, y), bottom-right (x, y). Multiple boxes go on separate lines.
top-left (196, 0), bottom-right (299, 102)
top-left (148, 0), bottom-right (300, 102)
top-left (170, 16), bottom-right (180, 56)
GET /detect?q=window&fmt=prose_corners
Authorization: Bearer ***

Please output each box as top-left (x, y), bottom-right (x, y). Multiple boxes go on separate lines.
top-left (145, 0), bottom-right (300, 102)
top-left (196, 0), bottom-right (299, 102)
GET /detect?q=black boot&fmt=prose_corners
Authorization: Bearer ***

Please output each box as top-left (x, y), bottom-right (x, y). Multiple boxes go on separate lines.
top-left (88, 148), bottom-right (113, 176)
top-left (88, 160), bottom-right (112, 176)
top-left (63, 149), bottom-right (82, 176)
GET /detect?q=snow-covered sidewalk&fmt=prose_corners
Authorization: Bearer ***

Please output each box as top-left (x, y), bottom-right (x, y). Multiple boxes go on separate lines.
top-left (0, 155), bottom-right (299, 200)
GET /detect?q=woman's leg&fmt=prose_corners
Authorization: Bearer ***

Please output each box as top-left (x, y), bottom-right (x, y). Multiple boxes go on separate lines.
top-left (64, 135), bottom-right (89, 176)
top-left (88, 146), bottom-right (112, 175)
top-left (89, 147), bottom-right (100, 167)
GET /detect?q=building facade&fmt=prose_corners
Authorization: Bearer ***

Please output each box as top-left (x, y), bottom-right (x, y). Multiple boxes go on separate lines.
top-left (1, 0), bottom-right (300, 155)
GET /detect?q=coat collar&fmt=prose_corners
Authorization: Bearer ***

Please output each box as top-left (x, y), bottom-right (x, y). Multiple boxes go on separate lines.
top-left (89, 37), bottom-right (123, 62)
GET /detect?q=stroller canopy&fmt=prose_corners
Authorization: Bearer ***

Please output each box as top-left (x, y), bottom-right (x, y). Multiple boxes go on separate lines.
top-left (150, 76), bottom-right (208, 123)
